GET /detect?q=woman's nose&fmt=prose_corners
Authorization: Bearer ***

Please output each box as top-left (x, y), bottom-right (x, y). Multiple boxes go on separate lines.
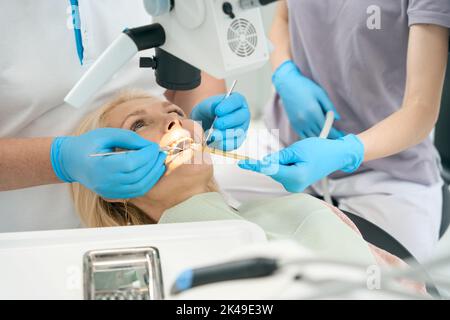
top-left (164, 115), bottom-right (182, 132)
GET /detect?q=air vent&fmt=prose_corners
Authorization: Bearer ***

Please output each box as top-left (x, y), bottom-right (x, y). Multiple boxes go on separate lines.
top-left (227, 19), bottom-right (258, 57)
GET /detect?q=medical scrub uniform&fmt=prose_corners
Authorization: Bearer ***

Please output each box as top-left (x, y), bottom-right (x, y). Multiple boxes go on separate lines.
top-left (263, 0), bottom-right (450, 261)
top-left (0, 1), bottom-right (163, 232)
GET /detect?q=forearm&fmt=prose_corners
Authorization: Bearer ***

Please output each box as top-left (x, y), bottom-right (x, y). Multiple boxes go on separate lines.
top-left (270, 1), bottom-right (292, 71)
top-left (165, 72), bottom-right (226, 116)
top-left (358, 103), bottom-right (439, 162)
top-left (0, 138), bottom-right (60, 191)
top-left (358, 24), bottom-right (448, 163)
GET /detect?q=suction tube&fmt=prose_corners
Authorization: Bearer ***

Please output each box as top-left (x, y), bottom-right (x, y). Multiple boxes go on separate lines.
top-left (319, 111), bottom-right (335, 205)
top-left (65, 24), bottom-right (165, 108)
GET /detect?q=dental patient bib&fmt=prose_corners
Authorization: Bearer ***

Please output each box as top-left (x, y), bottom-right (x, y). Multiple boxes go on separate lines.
top-left (159, 193), bottom-right (376, 265)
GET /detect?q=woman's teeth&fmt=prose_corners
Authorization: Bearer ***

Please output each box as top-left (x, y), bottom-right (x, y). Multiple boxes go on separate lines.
top-left (168, 137), bottom-right (194, 155)
top-left (164, 137), bottom-right (208, 166)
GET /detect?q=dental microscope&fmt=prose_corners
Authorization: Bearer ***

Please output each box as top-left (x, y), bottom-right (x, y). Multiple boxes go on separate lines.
top-left (65, 0), bottom-right (279, 108)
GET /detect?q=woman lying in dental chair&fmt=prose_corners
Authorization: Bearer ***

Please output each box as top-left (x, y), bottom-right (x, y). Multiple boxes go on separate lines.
top-left (70, 90), bottom-right (425, 293)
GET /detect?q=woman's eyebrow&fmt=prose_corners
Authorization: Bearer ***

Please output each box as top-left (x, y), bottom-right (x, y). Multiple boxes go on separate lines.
top-left (120, 109), bottom-right (147, 127)
top-left (161, 101), bottom-right (174, 108)
top-left (162, 101), bottom-right (186, 116)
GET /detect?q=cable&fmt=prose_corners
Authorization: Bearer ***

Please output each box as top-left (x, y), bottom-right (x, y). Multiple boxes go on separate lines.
top-left (319, 111), bottom-right (335, 204)
top-left (280, 257), bottom-right (433, 300)
top-left (281, 254), bottom-right (450, 299)
top-left (386, 254), bottom-right (450, 294)
top-left (169, 252), bottom-right (450, 299)
top-left (297, 277), bottom-right (431, 300)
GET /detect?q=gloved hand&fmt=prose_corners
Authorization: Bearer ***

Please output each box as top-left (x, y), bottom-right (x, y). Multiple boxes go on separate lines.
top-left (50, 128), bottom-right (167, 199)
top-left (238, 134), bottom-right (364, 193)
top-left (273, 60), bottom-right (343, 139)
top-left (191, 92), bottom-right (250, 151)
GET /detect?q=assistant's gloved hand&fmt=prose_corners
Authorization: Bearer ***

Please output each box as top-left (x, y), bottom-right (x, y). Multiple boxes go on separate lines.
top-left (50, 128), bottom-right (167, 199)
top-left (191, 93), bottom-right (250, 151)
top-left (238, 135), bottom-right (364, 193)
top-left (273, 60), bottom-right (343, 139)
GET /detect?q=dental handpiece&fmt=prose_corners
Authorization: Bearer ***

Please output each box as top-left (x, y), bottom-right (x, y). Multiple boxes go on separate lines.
top-left (171, 258), bottom-right (279, 295)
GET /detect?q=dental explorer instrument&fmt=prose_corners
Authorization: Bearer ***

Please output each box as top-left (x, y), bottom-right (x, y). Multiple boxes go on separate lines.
top-left (89, 145), bottom-right (183, 158)
top-left (203, 80), bottom-right (238, 147)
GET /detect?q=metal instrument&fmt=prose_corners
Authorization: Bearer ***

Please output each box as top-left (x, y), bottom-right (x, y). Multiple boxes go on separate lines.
top-left (203, 79), bottom-right (238, 147)
top-left (84, 247), bottom-right (164, 300)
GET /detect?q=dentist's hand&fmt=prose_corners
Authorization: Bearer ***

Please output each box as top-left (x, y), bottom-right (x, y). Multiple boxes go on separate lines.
top-left (238, 135), bottom-right (364, 193)
top-left (191, 93), bottom-right (250, 151)
top-left (50, 128), bottom-right (167, 199)
top-left (273, 60), bottom-right (343, 139)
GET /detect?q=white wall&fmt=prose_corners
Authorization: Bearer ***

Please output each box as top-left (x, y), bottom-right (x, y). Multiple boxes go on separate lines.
top-left (226, 4), bottom-right (277, 119)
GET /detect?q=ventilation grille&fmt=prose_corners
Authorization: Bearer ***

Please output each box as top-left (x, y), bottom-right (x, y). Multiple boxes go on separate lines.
top-left (227, 19), bottom-right (258, 57)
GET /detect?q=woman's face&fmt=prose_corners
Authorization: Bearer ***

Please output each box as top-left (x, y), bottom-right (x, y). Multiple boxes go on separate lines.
top-left (103, 96), bottom-right (213, 202)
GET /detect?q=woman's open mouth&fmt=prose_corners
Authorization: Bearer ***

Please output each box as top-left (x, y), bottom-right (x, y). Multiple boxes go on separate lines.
top-left (166, 137), bottom-right (194, 155)
top-left (160, 128), bottom-right (203, 166)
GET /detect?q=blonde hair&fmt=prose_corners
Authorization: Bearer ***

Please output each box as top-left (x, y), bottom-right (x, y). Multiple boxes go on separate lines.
top-left (71, 89), bottom-right (158, 228)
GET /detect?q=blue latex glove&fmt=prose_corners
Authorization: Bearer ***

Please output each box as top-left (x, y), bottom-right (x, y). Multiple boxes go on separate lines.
top-left (238, 134), bottom-right (364, 193)
top-left (191, 92), bottom-right (250, 151)
top-left (273, 60), bottom-right (344, 139)
top-left (50, 128), bottom-right (167, 199)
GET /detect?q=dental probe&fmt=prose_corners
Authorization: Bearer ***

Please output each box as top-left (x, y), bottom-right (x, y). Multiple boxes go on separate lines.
top-left (89, 145), bottom-right (181, 158)
top-left (203, 80), bottom-right (238, 147)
